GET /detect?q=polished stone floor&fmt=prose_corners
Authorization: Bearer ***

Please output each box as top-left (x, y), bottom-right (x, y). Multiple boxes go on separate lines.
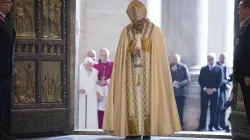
top-left (17, 135), bottom-right (232, 140)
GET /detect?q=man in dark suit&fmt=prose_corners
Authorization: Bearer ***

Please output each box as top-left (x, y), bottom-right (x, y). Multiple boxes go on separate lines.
top-left (234, 0), bottom-right (250, 125)
top-left (197, 53), bottom-right (223, 131)
top-left (215, 53), bottom-right (230, 130)
top-left (0, 0), bottom-right (15, 139)
top-left (170, 54), bottom-right (190, 128)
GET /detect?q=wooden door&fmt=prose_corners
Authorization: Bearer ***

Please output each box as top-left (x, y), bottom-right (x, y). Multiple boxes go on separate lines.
top-left (9, 0), bottom-right (71, 134)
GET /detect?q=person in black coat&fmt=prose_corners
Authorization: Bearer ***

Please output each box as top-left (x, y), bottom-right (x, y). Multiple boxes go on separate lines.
top-left (0, 1), bottom-right (15, 139)
top-left (170, 54), bottom-right (190, 128)
top-left (215, 53), bottom-right (230, 130)
top-left (196, 53), bottom-right (223, 131)
top-left (234, 0), bottom-right (250, 125)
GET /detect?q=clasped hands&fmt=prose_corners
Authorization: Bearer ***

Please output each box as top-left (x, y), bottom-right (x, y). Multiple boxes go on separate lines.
top-left (244, 76), bottom-right (250, 87)
top-left (205, 88), bottom-right (216, 95)
top-left (132, 47), bottom-right (140, 56)
top-left (97, 79), bottom-right (107, 86)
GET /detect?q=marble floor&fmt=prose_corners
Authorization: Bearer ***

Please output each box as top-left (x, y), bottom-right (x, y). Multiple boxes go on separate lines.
top-left (17, 135), bottom-right (232, 140)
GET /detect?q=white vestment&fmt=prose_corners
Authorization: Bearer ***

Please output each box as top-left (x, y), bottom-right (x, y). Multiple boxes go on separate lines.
top-left (79, 64), bottom-right (103, 129)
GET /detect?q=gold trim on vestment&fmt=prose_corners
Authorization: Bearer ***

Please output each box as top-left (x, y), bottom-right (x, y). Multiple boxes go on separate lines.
top-left (125, 21), bottom-right (155, 136)
top-left (142, 38), bottom-right (151, 52)
top-left (127, 40), bottom-right (136, 53)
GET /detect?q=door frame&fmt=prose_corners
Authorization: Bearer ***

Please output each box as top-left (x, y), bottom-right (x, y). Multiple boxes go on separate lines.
top-left (69, 0), bottom-right (237, 139)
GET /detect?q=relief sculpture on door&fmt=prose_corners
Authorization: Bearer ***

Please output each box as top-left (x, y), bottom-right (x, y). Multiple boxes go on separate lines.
top-left (14, 61), bottom-right (36, 104)
top-left (15, 0), bottom-right (36, 38)
top-left (42, 0), bottom-right (62, 39)
top-left (41, 61), bottom-right (62, 103)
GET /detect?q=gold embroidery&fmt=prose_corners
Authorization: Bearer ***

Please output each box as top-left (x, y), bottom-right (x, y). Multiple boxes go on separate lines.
top-left (144, 117), bottom-right (151, 135)
top-left (141, 38), bottom-right (151, 52)
top-left (128, 119), bottom-right (139, 135)
top-left (127, 40), bottom-right (136, 53)
top-left (136, 73), bottom-right (141, 86)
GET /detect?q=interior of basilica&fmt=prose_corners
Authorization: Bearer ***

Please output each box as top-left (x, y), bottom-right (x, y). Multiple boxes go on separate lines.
top-left (3, 0), bottom-right (249, 139)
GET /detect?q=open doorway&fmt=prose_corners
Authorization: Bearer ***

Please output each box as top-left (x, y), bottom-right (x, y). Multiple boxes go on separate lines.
top-left (73, 0), bottom-right (236, 139)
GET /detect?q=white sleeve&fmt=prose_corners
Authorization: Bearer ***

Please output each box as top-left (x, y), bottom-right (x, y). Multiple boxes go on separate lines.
top-left (106, 78), bottom-right (111, 85)
top-left (96, 85), bottom-right (104, 96)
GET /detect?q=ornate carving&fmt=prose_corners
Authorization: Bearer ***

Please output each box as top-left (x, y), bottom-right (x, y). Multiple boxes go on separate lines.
top-left (11, 110), bottom-right (67, 133)
top-left (56, 45), bottom-right (62, 55)
top-left (41, 45), bottom-right (62, 56)
top-left (41, 61), bottom-right (62, 102)
top-left (42, 0), bottom-right (62, 38)
top-left (236, 84), bottom-right (245, 111)
top-left (14, 61), bottom-right (36, 104)
top-left (231, 112), bottom-right (250, 139)
top-left (14, 0), bottom-right (36, 38)
top-left (15, 44), bottom-right (37, 55)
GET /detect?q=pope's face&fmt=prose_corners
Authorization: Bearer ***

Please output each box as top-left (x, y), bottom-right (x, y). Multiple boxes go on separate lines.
top-left (132, 18), bottom-right (145, 32)
top-left (84, 62), bottom-right (93, 71)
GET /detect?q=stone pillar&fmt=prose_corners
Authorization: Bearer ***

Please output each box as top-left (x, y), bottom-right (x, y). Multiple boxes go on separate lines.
top-left (207, 0), bottom-right (234, 67)
top-left (161, 0), bottom-right (208, 130)
top-left (146, 0), bottom-right (162, 27)
top-left (78, 0), bottom-right (130, 62)
top-left (161, 0), bottom-right (208, 67)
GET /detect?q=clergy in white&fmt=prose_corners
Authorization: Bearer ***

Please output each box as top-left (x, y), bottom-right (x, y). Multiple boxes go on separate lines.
top-left (79, 57), bottom-right (103, 129)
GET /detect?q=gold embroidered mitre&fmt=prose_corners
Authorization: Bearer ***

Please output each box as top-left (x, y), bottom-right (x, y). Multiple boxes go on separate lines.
top-left (126, 0), bottom-right (147, 22)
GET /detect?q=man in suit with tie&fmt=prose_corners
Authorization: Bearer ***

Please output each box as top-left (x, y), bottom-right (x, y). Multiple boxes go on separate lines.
top-left (196, 53), bottom-right (223, 131)
top-left (215, 53), bottom-right (230, 130)
top-left (0, 0), bottom-right (15, 139)
top-left (170, 54), bottom-right (190, 128)
top-left (234, 0), bottom-right (250, 125)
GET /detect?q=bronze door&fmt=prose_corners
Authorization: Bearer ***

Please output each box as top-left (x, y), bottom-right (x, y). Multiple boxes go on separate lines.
top-left (10, 0), bottom-right (71, 134)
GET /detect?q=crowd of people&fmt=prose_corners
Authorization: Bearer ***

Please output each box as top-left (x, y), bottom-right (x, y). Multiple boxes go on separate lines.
top-left (170, 53), bottom-right (232, 132)
top-left (78, 49), bottom-right (233, 133)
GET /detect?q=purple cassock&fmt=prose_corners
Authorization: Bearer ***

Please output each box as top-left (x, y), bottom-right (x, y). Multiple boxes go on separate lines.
top-left (93, 60), bottom-right (114, 129)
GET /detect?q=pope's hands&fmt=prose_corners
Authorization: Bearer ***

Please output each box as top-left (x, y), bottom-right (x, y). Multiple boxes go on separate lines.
top-left (132, 47), bottom-right (140, 56)
top-left (80, 89), bottom-right (85, 94)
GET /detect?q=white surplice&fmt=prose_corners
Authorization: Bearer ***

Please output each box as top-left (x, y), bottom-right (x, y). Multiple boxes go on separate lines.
top-left (79, 64), bottom-right (103, 129)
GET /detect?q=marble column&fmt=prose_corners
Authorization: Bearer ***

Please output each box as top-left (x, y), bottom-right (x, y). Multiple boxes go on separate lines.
top-left (207, 0), bottom-right (234, 67)
top-left (161, 0), bottom-right (208, 130)
top-left (146, 0), bottom-right (162, 27)
top-left (161, 0), bottom-right (208, 68)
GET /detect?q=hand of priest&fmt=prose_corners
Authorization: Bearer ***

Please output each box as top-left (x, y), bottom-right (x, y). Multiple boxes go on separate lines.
top-left (97, 80), bottom-right (107, 86)
top-left (132, 47), bottom-right (140, 56)
top-left (80, 89), bottom-right (86, 94)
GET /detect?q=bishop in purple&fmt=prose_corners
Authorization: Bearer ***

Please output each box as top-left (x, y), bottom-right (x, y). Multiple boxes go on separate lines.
top-left (94, 48), bottom-right (114, 129)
